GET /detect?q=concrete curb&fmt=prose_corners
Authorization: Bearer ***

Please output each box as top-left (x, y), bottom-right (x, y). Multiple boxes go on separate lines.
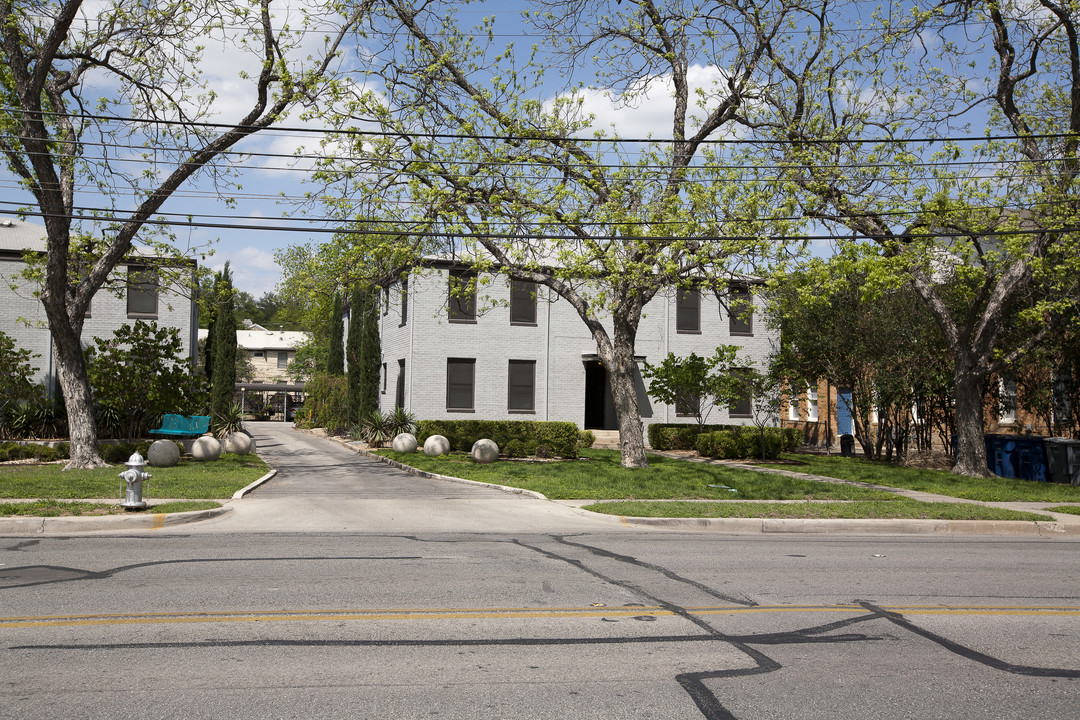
top-left (0, 505), bottom-right (231, 536)
top-left (610, 516), bottom-right (1080, 536)
top-left (313, 427), bottom-right (1080, 535)
top-left (232, 469), bottom-right (278, 499)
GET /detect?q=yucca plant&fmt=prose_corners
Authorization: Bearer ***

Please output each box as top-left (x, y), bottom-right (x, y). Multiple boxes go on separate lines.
top-left (388, 406), bottom-right (416, 437)
top-left (214, 402), bottom-right (247, 439)
top-left (361, 409), bottom-right (393, 448)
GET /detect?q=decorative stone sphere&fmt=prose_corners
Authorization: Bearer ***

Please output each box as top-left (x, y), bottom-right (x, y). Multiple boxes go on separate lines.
top-left (147, 439), bottom-right (181, 468)
top-left (392, 433), bottom-right (418, 453)
top-left (223, 432), bottom-right (253, 455)
top-left (423, 435), bottom-right (450, 457)
top-left (471, 438), bottom-right (499, 464)
top-left (191, 435), bottom-right (222, 461)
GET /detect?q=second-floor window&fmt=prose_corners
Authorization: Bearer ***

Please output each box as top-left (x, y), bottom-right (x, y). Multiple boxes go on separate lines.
top-left (510, 279), bottom-right (537, 325)
top-left (676, 289), bottom-right (700, 333)
top-left (127, 266), bottom-right (158, 318)
top-left (400, 276), bottom-right (408, 326)
top-left (277, 351), bottom-right (289, 369)
top-left (728, 285), bottom-right (753, 336)
top-left (448, 270), bottom-right (477, 322)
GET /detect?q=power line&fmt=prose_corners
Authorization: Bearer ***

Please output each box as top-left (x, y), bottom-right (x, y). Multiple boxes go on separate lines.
top-left (8, 204), bottom-right (1074, 244)
top-left (3, 197), bottom-right (1075, 233)
top-left (4, 106), bottom-right (1076, 146)
top-left (3, 132), bottom-right (1068, 176)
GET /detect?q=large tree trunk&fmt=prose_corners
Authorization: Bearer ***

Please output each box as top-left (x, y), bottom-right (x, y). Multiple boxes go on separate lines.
top-left (598, 305), bottom-right (649, 469)
top-left (49, 312), bottom-right (106, 470)
top-left (952, 369), bottom-right (991, 477)
top-left (606, 343), bottom-right (648, 470)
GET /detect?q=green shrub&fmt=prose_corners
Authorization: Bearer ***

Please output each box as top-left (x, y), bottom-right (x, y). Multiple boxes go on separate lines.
top-left (693, 426), bottom-right (792, 460)
top-left (299, 373), bottom-right (348, 432)
top-left (415, 420), bottom-right (583, 458)
top-left (579, 430), bottom-right (596, 449)
top-left (99, 441), bottom-right (152, 464)
top-left (0, 442), bottom-right (70, 462)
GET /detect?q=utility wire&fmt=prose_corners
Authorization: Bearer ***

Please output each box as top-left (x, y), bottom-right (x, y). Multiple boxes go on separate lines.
top-left (9, 204), bottom-right (1074, 243)
top-left (4, 107), bottom-right (1076, 146)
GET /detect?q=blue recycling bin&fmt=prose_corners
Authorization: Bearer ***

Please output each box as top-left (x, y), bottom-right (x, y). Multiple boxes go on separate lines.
top-left (1012, 436), bottom-right (1048, 482)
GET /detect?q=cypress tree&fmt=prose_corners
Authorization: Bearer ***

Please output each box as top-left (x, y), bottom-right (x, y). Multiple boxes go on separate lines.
top-left (358, 285), bottom-right (381, 420)
top-left (210, 264), bottom-right (237, 424)
top-left (327, 290), bottom-right (344, 375)
top-left (346, 284), bottom-right (365, 426)
top-left (203, 282), bottom-right (216, 383)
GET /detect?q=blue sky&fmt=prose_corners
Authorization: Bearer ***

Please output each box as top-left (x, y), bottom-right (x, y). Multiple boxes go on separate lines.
top-left (2, 0), bottom-right (935, 296)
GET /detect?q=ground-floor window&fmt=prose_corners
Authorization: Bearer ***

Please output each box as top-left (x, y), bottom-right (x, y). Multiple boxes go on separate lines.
top-left (446, 358), bottom-right (475, 412)
top-left (508, 360), bottom-right (536, 412)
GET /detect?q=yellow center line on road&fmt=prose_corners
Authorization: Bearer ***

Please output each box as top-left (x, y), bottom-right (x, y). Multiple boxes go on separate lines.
top-left (2, 604), bottom-right (1078, 630)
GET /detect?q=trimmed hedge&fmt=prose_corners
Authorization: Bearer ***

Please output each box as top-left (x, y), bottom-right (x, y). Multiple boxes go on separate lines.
top-left (0, 442), bottom-right (70, 463)
top-left (649, 423), bottom-right (801, 459)
top-left (415, 420), bottom-right (584, 459)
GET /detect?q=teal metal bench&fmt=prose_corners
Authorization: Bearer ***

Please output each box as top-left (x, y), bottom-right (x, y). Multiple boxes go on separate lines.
top-left (150, 414), bottom-right (211, 438)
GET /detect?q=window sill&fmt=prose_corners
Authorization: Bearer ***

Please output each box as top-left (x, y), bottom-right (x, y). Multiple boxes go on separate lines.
top-left (510, 321), bottom-right (538, 327)
top-left (446, 408), bottom-right (475, 413)
top-left (676, 329), bottom-right (701, 335)
top-left (508, 409), bottom-right (536, 414)
top-left (127, 313), bottom-right (158, 320)
top-left (728, 413), bottom-right (752, 419)
top-left (729, 331), bottom-right (754, 337)
top-left (448, 318), bottom-right (478, 324)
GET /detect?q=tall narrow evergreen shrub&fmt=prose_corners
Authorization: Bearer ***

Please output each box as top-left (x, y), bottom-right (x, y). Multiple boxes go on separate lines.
top-left (357, 285), bottom-right (381, 421)
top-left (346, 284), bottom-right (365, 425)
top-left (327, 290), bottom-right (344, 375)
top-left (210, 264), bottom-right (237, 424)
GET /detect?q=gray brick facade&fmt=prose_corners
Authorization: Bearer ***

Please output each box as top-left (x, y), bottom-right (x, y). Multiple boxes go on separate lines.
top-left (0, 219), bottom-right (198, 392)
top-left (375, 266), bottom-right (778, 441)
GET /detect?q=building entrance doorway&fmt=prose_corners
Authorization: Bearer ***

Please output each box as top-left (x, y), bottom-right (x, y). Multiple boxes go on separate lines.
top-left (584, 361), bottom-right (610, 429)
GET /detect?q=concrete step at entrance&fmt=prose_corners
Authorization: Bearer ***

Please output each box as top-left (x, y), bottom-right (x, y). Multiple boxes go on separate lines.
top-left (589, 430), bottom-right (620, 449)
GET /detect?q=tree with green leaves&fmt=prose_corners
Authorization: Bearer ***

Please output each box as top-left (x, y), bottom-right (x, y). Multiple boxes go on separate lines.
top-left (315, 0), bottom-right (808, 468)
top-left (641, 347), bottom-right (746, 429)
top-left (357, 286), bottom-right (381, 422)
top-left (327, 291), bottom-right (345, 376)
top-left (345, 285), bottom-right (366, 426)
top-left (768, 248), bottom-right (955, 461)
top-left (747, 0), bottom-right (1080, 475)
top-left (86, 321), bottom-right (205, 440)
top-left (210, 265), bottom-right (237, 427)
top-left (0, 330), bottom-right (40, 439)
top-left (0, 0), bottom-right (365, 468)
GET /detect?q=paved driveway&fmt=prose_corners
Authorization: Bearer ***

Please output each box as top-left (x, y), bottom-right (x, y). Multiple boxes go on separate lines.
top-left (185, 422), bottom-right (623, 535)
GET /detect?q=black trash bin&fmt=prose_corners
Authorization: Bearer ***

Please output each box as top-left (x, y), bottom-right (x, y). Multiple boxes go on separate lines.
top-left (1044, 438), bottom-right (1080, 485)
top-left (840, 434), bottom-right (855, 457)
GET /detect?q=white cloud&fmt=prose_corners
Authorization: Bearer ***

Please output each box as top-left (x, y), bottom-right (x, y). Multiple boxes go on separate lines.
top-left (210, 246), bottom-right (281, 296)
top-left (561, 64), bottom-right (746, 141)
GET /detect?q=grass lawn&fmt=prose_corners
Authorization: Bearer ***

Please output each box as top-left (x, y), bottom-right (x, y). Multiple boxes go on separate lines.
top-left (584, 500), bottom-right (1052, 521)
top-left (759, 453), bottom-right (1080, 503)
top-left (0, 454), bottom-right (268, 501)
top-left (375, 448), bottom-right (900, 501)
top-left (1052, 505), bottom-right (1080, 516)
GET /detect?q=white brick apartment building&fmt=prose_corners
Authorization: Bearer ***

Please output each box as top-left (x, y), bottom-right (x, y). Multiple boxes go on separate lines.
top-left (374, 260), bottom-right (778, 438)
top-left (0, 218), bottom-right (198, 391)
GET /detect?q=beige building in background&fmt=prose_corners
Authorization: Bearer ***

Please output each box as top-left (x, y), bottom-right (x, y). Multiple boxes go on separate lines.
top-left (199, 323), bottom-right (308, 383)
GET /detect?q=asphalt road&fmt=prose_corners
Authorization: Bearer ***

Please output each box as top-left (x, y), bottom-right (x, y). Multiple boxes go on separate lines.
top-left (2, 424), bottom-right (1078, 719)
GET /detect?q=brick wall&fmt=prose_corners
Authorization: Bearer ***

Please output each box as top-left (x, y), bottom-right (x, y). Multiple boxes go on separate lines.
top-left (377, 268), bottom-right (780, 438)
